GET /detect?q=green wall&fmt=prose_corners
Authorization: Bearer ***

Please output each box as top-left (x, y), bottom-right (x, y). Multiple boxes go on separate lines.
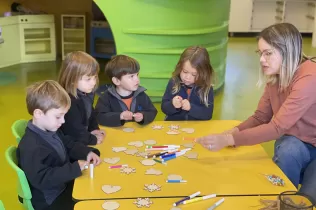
top-left (95, 0), bottom-right (230, 101)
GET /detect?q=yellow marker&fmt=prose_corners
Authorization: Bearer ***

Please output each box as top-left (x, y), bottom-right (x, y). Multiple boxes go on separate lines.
top-left (183, 194), bottom-right (216, 205)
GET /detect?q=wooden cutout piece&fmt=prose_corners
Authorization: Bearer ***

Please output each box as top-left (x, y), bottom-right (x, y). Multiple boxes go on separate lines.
top-left (122, 127), bottom-right (135, 133)
top-left (145, 168), bottom-right (163, 176)
top-left (166, 129), bottom-right (180, 135)
top-left (124, 149), bottom-right (138, 155)
top-left (104, 157), bottom-right (120, 164)
top-left (136, 151), bottom-right (150, 158)
top-left (141, 159), bottom-right (156, 166)
top-left (152, 125), bottom-right (164, 130)
top-left (128, 141), bottom-right (143, 148)
top-left (134, 198), bottom-right (153, 208)
top-left (168, 174), bottom-right (182, 180)
top-left (169, 124), bottom-right (180, 130)
top-left (171, 208), bottom-right (182, 210)
top-left (112, 147), bottom-right (127, 153)
top-left (102, 201), bottom-right (120, 210)
top-left (144, 139), bottom-right (157, 145)
top-left (144, 183), bottom-right (161, 192)
top-left (101, 185), bottom-right (121, 194)
top-left (120, 166), bottom-right (136, 175)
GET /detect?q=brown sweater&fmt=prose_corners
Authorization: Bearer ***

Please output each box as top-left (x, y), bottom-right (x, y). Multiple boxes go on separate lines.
top-left (233, 60), bottom-right (316, 147)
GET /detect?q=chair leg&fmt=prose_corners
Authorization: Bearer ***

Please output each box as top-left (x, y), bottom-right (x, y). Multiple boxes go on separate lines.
top-left (18, 195), bottom-right (23, 204)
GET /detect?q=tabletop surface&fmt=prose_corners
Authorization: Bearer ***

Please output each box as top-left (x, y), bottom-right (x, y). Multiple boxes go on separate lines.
top-left (73, 121), bottom-right (296, 200)
top-left (74, 196), bottom-right (291, 210)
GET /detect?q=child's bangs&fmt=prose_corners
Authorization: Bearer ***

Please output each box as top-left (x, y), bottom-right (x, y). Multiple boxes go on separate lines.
top-left (81, 61), bottom-right (100, 77)
top-left (125, 59), bottom-right (139, 74)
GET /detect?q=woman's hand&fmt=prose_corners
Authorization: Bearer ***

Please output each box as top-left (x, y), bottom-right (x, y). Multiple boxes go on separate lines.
top-left (196, 134), bottom-right (235, 151)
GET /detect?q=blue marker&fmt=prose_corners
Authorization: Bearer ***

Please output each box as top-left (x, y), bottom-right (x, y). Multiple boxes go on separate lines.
top-left (166, 180), bottom-right (187, 183)
top-left (161, 153), bottom-right (176, 159)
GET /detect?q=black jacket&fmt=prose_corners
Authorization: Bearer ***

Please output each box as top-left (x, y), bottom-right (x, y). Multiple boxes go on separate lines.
top-left (60, 93), bottom-right (99, 145)
top-left (17, 127), bottom-right (100, 210)
top-left (161, 79), bottom-right (214, 121)
top-left (95, 86), bottom-right (157, 127)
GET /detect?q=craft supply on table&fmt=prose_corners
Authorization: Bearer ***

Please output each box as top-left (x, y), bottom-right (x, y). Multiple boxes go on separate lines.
top-left (173, 191), bottom-right (201, 206)
top-left (207, 198), bottom-right (225, 210)
top-left (166, 180), bottom-right (187, 183)
top-left (109, 164), bottom-right (128, 169)
top-left (183, 194), bottom-right (217, 205)
top-left (263, 174), bottom-right (285, 186)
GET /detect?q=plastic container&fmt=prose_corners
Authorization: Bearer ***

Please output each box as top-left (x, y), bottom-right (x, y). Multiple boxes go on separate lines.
top-left (279, 191), bottom-right (314, 210)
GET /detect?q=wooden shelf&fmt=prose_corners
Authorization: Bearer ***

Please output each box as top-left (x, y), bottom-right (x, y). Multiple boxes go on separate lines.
top-left (61, 14), bottom-right (86, 59)
top-left (25, 38), bottom-right (51, 42)
top-left (25, 50), bottom-right (51, 55)
top-left (64, 42), bottom-right (84, 45)
top-left (63, 28), bottom-right (84, 32)
top-left (64, 37), bottom-right (84, 43)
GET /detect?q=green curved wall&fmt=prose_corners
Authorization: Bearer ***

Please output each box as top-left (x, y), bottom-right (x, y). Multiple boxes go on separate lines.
top-left (95, 0), bottom-right (230, 102)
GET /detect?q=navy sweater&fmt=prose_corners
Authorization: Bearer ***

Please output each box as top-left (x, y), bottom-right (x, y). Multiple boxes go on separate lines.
top-left (161, 79), bottom-right (214, 121)
top-left (95, 86), bottom-right (157, 127)
top-left (17, 127), bottom-right (100, 210)
top-left (60, 92), bottom-right (99, 145)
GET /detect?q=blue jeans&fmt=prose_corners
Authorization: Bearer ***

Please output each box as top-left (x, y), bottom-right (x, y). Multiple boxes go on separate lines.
top-left (273, 135), bottom-right (316, 204)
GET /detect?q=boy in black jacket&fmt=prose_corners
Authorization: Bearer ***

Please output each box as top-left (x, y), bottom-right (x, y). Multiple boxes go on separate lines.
top-left (17, 80), bottom-right (101, 210)
top-left (95, 55), bottom-right (157, 127)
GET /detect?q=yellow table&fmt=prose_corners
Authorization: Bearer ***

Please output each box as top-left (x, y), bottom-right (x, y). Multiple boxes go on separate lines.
top-left (73, 121), bottom-right (296, 200)
top-left (74, 196), bottom-right (285, 210)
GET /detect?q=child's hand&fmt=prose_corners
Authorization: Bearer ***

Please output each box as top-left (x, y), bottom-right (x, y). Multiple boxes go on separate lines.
top-left (133, 112), bottom-right (143, 122)
top-left (91, 129), bottom-right (106, 138)
top-left (78, 160), bottom-right (88, 171)
top-left (96, 134), bottom-right (104, 144)
top-left (91, 130), bottom-right (104, 144)
top-left (87, 152), bottom-right (101, 166)
top-left (120, 111), bottom-right (133, 120)
top-left (181, 99), bottom-right (191, 111)
top-left (172, 96), bottom-right (183, 108)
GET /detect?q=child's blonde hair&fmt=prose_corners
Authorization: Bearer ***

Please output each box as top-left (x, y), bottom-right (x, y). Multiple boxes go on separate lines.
top-left (58, 51), bottom-right (100, 98)
top-left (26, 80), bottom-right (71, 115)
top-left (172, 46), bottom-right (214, 107)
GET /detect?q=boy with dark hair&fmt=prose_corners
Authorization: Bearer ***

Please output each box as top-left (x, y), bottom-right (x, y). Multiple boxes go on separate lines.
top-left (95, 55), bottom-right (157, 127)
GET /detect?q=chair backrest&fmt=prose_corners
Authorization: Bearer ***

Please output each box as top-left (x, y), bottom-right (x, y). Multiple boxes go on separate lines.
top-left (5, 146), bottom-right (34, 210)
top-left (11, 119), bottom-right (28, 143)
top-left (0, 200), bottom-right (5, 210)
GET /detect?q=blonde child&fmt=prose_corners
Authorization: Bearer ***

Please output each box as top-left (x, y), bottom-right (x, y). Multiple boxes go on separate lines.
top-left (58, 51), bottom-right (105, 145)
top-left (161, 46), bottom-right (214, 120)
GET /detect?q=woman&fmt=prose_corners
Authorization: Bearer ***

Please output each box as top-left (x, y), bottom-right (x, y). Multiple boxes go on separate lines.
top-left (197, 23), bottom-right (316, 204)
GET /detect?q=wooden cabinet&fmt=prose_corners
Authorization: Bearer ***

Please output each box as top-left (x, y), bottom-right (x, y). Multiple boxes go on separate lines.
top-left (61, 14), bottom-right (86, 60)
top-left (0, 15), bottom-right (56, 68)
top-left (18, 15), bottom-right (56, 63)
top-left (0, 16), bottom-right (21, 68)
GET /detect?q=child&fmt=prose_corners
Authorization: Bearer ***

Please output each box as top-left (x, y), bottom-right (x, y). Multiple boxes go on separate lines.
top-left (17, 80), bottom-right (101, 210)
top-left (58, 51), bottom-right (105, 145)
top-left (95, 55), bottom-right (157, 127)
top-left (161, 46), bottom-right (214, 121)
